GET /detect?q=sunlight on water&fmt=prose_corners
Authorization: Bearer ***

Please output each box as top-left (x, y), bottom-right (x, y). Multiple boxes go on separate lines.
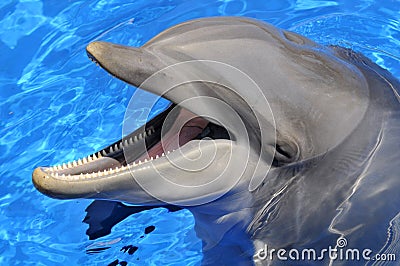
top-left (0, 0), bottom-right (399, 265)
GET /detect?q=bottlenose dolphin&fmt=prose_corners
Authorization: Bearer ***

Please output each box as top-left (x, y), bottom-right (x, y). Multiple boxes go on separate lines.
top-left (33, 17), bottom-right (400, 265)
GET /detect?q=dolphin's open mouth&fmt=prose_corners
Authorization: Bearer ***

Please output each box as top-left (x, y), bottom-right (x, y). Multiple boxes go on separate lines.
top-left (33, 100), bottom-right (230, 199)
top-left (33, 37), bottom-right (263, 204)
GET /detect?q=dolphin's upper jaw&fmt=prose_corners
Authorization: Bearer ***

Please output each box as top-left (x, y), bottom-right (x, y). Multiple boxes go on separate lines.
top-left (32, 103), bottom-right (231, 202)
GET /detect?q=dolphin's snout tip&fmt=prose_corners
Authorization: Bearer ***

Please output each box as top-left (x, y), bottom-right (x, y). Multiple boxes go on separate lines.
top-left (86, 41), bottom-right (105, 63)
top-left (32, 167), bottom-right (84, 200)
top-left (32, 167), bottom-right (52, 196)
top-left (86, 41), bottom-right (102, 54)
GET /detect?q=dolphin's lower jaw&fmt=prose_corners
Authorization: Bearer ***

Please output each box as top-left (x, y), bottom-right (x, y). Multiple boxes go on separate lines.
top-left (32, 104), bottom-right (232, 204)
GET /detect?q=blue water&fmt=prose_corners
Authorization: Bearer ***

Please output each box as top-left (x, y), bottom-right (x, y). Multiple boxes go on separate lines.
top-left (1, 0), bottom-right (399, 265)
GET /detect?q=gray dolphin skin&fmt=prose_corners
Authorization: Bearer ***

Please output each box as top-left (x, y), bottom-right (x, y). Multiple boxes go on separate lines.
top-left (33, 17), bottom-right (400, 265)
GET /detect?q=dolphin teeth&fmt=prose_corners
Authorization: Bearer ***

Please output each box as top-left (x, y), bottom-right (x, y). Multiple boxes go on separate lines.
top-left (156, 155), bottom-right (159, 159)
top-left (147, 129), bottom-right (152, 135)
top-left (143, 131), bottom-right (147, 137)
top-left (138, 133), bottom-right (143, 140)
top-left (124, 140), bottom-right (128, 147)
top-left (78, 159), bottom-right (83, 166)
top-left (73, 161), bottom-right (77, 167)
top-left (83, 157), bottom-right (88, 164)
top-left (93, 153), bottom-right (97, 160)
top-left (161, 152), bottom-right (165, 157)
top-left (114, 144), bottom-right (118, 151)
top-left (61, 174), bottom-right (66, 179)
top-left (118, 142), bottom-right (123, 150)
top-left (88, 156), bottom-right (93, 162)
top-left (134, 136), bottom-right (138, 142)
top-left (62, 163), bottom-right (67, 169)
top-left (167, 151), bottom-right (171, 155)
top-left (97, 152), bottom-right (102, 158)
top-left (150, 156), bottom-right (153, 161)
top-left (128, 137), bottom-right (133, 145)
top-left (102, 150), bottom-right (107, 156)
top-left (138, 160), bottom-right (142, 165)
top-left (67, 162), bottom-right (72, 168)
top-left (144, 158), bottom-right (148, 163)
top-left (109, 146), bottom-right (114, 153)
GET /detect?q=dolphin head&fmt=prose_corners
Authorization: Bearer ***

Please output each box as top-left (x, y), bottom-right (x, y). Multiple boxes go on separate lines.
top-left (33, 17), bottom-right (369, 210)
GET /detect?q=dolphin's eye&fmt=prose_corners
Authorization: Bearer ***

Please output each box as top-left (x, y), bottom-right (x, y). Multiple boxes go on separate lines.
top-left (272, 140), bottom-right (299, 166)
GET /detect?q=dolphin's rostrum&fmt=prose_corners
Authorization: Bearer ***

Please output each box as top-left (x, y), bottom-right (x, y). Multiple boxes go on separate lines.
top-left (33, 17), bottom-right (400, 265)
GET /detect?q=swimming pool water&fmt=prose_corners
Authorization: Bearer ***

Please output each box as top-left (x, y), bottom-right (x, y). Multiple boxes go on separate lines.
top-left (1, 0), bottom-right (399, 265)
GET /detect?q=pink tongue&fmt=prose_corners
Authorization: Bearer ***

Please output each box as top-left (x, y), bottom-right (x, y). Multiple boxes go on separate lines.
top-left (138, 109), bottom-right (209, 161)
